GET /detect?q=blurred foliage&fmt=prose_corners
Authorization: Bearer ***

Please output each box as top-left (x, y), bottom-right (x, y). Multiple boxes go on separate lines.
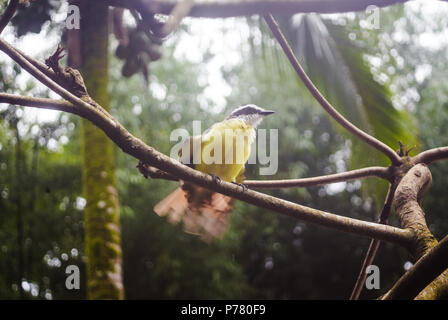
top-left (1, 1), bottom-right (448, 300)
top-left (252, 12), bottom-right (418, 207)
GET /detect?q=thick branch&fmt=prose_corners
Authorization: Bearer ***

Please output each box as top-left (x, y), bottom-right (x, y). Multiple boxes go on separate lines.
top-left (106, 0), bottom-right (411, 18)
top-left (0, 0), bottom-right (18, 35)
top-left (1, 91), bottom-right (413, 246)
top-left (383, 235), bottom-right (448, 300)
top-left (263, 14), bottom-right (402, 166)
top-left (0, 38), bottom-right (116, 126)
top-left (412, 147), bottom-right (448, 165)
top-left (393, 164), bottom-right (436, 258)
top-left (0, 93), bottom-right (77, 114)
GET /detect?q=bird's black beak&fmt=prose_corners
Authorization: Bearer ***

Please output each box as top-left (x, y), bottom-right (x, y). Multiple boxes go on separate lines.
top-left (260, 110), bottom-right (275, 116)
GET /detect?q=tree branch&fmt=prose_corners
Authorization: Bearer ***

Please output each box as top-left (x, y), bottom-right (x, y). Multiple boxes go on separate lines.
top-left (105, 0), bottom-right (412, 18)
top-left (392, 164), bottom-right (436, 259)
top-left (0, 0), bottom-right (19, 35)
top-left (378, 163), bottom-right (448, 299)
top-left (412, 147), bottom-right (448, 165)
top-left (137, 162), bottom-right (392, 187)
top-left (382, 234), bottom-right (448, 300)
top-left (263, 14), bottom-right (403, 166)
top-left (160, 0), bottom-right (195, 37)
top-left (245, 166), bottom-right (392, 188)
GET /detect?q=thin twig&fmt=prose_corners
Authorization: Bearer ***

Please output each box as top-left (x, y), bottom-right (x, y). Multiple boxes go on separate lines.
top-left (0, 0), bottom-right (19, 35)
top-left (383, 234), bottom-right (448, 300)
top-left (263, 14), bottom-right (402, 166)
top-left (380, 164), bottom-right (448, 299)
top-left (0, 38), bottom-right (116, 126)
top-left (1, 90), bottom-right (413, 246)
top-left (0, 93), bottom-right (77, 114)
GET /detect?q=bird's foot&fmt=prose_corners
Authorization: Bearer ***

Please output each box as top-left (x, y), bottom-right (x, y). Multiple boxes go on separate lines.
top-left (232, 181), bottom-right (248, 192)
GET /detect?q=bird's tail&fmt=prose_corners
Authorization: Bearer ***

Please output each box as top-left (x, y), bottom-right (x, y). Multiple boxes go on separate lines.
top-left (154, 184), bottom-right (234, 242)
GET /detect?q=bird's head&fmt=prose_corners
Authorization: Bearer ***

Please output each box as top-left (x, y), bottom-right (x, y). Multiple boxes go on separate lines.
top-left (225, 104), bottom-right (275, 127)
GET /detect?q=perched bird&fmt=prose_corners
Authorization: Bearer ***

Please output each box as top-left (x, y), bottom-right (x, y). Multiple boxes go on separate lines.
top-left (154, 104), bottom-right (275, 242)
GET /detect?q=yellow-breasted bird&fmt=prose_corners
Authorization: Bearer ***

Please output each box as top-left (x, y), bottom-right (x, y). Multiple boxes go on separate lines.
top-left (154, 104), bottom-right (275, 242)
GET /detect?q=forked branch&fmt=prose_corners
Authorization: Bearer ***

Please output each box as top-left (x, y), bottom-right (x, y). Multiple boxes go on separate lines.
top-left (349, 183), bottom-right (397, 300)
top-left (381, 164), bottom-right (448, 299)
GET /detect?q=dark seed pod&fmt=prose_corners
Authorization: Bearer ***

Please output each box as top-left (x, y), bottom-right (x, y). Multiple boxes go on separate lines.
top-left (137, 52), bottom-right (151, 66)
top-left (132, 32), bottom-right (150, 53)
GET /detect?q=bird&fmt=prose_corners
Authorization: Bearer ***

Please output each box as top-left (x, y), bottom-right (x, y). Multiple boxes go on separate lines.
top-left (154, 104), bottom-right (275, 242)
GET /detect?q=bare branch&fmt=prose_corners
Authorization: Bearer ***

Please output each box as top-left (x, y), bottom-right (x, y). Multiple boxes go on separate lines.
top-left (0, 0), bottom-right (19, 35)
top-left (383, 234), bottom-right (448, 300)
top-left (137, 163), bottom-right (392, 187)
top-left (0, 38), bottom-right (116, 125)
top-left (105, 0), bottom-right (411, 18)
top-left (1, 90), bottom-right (413, 246)
top-left (245, 166), bottom-right (392, 188)
top-left (412, 147), bottom-right (448, 165)
top-left (0, 93), bottom-right (77, 114)
top-left (263, 14), bottom-right (402, 166)
top-left (160, 0), bottom-right (195, 37)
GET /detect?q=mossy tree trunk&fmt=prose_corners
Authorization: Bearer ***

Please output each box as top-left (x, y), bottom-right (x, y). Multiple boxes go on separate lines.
top-left (78, 0), bottom-right (124, 299)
